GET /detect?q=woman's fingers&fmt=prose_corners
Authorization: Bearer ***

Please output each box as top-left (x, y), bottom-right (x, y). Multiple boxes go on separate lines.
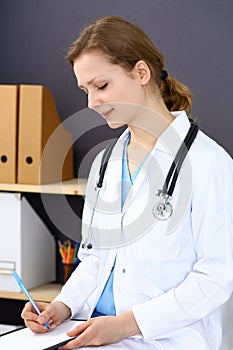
top-left (66, 319), bottom-right (93, 337)
top-left (21, 301), bottom-right (58, 333)
top-left (63, 322), bottom-right (96, 349)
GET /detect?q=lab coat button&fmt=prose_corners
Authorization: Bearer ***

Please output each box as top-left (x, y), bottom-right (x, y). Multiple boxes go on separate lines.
top-left (122, 268), bottom-right (126, 273)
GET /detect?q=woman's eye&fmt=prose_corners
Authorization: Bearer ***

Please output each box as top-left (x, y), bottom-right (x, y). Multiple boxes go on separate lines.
top-left (98, 83), bottom-right (108, 90)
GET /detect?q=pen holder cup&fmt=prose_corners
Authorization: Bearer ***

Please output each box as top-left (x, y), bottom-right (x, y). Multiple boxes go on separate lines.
top-left (62, 263), bottom-right (78, 284)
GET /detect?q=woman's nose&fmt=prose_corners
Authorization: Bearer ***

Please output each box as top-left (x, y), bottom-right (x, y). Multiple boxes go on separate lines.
top-left (88, 91), bottom-right (101, 109)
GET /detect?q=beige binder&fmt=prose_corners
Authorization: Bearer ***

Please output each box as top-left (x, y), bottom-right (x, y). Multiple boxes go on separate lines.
top-left (17, 85), bottom-right (73, 184)
top-left (0, 85), bottom-right (18, 183)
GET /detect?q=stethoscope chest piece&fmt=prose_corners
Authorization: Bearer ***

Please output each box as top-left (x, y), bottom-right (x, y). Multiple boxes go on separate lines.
top-left (153, 191), bottom-right (173, 220)
top-left (152, 120), bottom-right (199, 221)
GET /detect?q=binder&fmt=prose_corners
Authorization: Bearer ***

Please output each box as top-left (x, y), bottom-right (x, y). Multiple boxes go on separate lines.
top-left (0, 192), bottom-right (56, 292)
top-left (0, 85), bottom-right (18, 183)
top-left (17, 85), bottom-right (73, 184)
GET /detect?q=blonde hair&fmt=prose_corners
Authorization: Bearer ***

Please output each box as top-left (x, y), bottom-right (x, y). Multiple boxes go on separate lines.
top-left (66, 16), bottom-right (192, 112)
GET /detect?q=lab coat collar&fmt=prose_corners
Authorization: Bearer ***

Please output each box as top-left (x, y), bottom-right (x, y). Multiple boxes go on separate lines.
top-left (154, 111), bottom-right (191, 156)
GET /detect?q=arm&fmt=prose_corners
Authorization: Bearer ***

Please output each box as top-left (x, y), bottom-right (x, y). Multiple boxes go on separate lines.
top-left (52, 151), bottom-right (104, 317)
top-left (61, 311), bottom-right (140, 349)
top-left (132, 148), bottom-right (233, 341)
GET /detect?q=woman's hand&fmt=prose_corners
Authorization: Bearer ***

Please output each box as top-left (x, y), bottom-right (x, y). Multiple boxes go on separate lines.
top-left (21, 301), bottom-right (71, 333)
top-left (61, 311), bottom-right (141, 349)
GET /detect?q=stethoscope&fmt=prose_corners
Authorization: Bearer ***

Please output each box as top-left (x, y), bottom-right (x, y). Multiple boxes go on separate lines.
top-left (153, 120), bottom-right (199, 219)
top-left (82, 120), bottom-right (199, 249)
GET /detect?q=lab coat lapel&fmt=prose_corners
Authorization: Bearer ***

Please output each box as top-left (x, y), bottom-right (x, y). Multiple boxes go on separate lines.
top-left (93, 136), bottom-right (124, 249)
top-left (121, 165), bottom-right (146, 215)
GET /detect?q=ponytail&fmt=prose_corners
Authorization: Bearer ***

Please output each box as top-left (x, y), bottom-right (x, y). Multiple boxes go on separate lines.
top-left (159, 76), bottom-right (192, 112)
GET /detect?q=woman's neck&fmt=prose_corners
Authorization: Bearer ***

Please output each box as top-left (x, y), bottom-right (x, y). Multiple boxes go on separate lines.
top-left (128, 106), bottom-right (174, 152)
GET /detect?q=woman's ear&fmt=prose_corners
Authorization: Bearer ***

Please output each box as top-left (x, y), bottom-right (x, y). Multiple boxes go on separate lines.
top-left (134, 60), bottom-right (151, 86)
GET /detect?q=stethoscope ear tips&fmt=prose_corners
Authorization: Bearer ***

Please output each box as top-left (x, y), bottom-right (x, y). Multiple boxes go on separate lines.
top-left (81, 242), bottom-right (93, 249)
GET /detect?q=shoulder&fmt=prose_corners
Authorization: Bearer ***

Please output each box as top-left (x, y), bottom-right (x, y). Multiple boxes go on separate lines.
top-left (189, 130), bottom-right (233, 190)
top-left (191, 129), bottom-right (233, 167)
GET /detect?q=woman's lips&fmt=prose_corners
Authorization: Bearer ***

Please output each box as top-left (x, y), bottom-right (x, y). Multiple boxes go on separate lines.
top-left (101, 108), bottom-right (113, 120)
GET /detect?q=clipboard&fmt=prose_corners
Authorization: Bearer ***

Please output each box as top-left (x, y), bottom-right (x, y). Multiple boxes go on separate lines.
top-left (0, 319), bottom-right (84, 350)
top-left (42, 336), bottom-right (76, 350)
top-left (0, 325), bottom-right (24, 337)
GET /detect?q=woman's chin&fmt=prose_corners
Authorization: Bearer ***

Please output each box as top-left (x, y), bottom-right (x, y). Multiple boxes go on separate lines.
top-left (106, 121), bottom-right (125, 129)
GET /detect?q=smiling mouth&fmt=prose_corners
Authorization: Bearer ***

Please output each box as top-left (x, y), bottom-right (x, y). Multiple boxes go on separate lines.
top-left (101, 108), bottom-right (114, 120)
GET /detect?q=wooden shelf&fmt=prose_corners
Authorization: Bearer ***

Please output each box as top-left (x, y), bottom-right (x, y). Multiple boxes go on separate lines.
top-left (0, 283), bottom-right (62, 302)
top-left (0, 178), bottom-right (87, 196)
top-left (0, 179), bottom-right (85, 304)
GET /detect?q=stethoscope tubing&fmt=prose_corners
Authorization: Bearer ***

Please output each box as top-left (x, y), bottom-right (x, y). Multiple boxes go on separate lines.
top-left (82, 187), bottom-right (101, 249)
top-left (163, 121), bottom-right (199, 197)
top-left (83, 119), bottom-right (199, 248)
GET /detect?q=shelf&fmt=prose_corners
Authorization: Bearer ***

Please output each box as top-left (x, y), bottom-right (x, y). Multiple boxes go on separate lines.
top-left (0, 178), bottom-right (87, 196)
top-left (0, 283), bottom-right (62, 302)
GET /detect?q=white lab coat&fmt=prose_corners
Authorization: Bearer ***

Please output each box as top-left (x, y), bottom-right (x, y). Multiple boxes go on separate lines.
top-left (54, 111), bottom-right (233, 350)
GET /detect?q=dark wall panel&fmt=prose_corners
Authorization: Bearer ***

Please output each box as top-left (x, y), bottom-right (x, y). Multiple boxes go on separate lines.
top-left (1, 0), bottom-right (232, 172)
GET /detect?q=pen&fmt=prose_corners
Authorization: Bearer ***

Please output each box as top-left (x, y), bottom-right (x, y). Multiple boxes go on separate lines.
top-left (12, 270), bottom-right (50, 330)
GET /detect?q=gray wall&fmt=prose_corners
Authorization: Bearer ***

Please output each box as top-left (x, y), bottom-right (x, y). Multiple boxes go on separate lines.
top-left (1, 0), bottom-right (233, 177)
top-left (0, 0), bottom-right (232, 295)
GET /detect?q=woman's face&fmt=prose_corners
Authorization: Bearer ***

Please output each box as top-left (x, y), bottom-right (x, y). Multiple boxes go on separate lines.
top-left (73, 51), bottom-right (151, 129)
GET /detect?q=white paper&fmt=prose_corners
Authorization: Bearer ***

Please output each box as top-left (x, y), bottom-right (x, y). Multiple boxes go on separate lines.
top-left (0, 324), bottom-right (22, 336)
top-left (0, 321), bottom-right (169, 350)
top-left (0, 320), bottom-right (83, 350)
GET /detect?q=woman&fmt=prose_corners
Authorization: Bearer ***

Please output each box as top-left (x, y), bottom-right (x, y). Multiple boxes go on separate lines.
top-left (22, 16), bottom-right (233, 349)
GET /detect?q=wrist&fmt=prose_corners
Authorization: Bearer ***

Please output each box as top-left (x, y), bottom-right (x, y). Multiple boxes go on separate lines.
top-left (117, 310), bottom-right (141, 338)
top-left (52, 301), bottom-right (71, 320)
